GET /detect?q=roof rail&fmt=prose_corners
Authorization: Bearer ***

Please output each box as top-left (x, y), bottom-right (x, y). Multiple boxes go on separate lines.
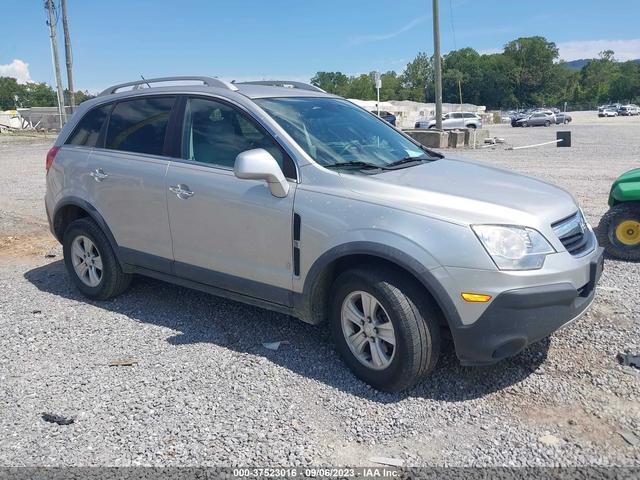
top-left (236, 80), bottom-right (326, 93)
top-left (99, 76), bottom-right (238, 96)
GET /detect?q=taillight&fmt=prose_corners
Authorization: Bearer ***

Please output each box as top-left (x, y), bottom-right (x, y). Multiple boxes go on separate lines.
top-left (46, 146), bottom-right (60, 173)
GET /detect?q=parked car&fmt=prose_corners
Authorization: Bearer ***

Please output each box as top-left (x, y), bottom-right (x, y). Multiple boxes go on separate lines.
top-left (377, 110), bottom-right (396, 126)
top-left (510, 110), bottom-right (532, 127)
top-left (415, 111), bottom-right (482, 130)
top-left (597, 168), bottom-right (640, 261)
top-left (46, 76), bottom-right (603, 391)
top-left (599, 105), bottom-right (619, 117)
top-left (515, 112), bottom-right (555, 127)
top-left (554, 112), bottom-right (572, 124)
top-left (618, 105), bottom-right (639, 116)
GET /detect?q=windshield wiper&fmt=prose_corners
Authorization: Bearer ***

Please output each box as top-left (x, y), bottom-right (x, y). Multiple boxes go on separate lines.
top-left (324, 161), bottom-right (388, 171)
top-left (385, 156), bottom-right (431, 169)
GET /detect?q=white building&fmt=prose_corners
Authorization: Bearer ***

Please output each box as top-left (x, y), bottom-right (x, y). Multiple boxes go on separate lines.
top-left (348, 99), bottom-right (487, 129)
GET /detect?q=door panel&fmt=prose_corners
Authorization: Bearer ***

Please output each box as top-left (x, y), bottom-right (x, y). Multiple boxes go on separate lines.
top-left (87, 149), bottom-right (173, 271)
top-left (83, 95), bottom-right (177, 272)
top-left (166, 162), bottom-right (296, 304)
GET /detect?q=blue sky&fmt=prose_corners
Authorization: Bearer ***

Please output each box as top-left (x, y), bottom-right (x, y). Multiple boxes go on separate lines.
top-left (2, 0), bottom-right (640, 93)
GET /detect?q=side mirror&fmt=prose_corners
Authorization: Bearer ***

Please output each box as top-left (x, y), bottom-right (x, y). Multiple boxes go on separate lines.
top-left (234, 148), bottom-right (290, 198)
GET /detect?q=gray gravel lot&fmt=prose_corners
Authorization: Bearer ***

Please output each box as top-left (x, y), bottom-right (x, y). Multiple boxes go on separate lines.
top-left (0, 113), bottom-right (638, 467)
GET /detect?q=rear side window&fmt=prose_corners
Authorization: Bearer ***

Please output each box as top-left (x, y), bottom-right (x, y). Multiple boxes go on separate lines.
top-left (105, 97), bottom-right (175, 155)
top-left (65, 105), bottom-right (110, 147)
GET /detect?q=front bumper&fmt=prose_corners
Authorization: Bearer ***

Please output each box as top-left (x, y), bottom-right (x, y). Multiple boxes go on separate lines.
top-left (450, 247), bottom-right (604, 366)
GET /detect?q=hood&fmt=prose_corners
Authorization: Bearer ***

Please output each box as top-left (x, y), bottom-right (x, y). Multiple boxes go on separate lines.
top-left (616, 167), bottom-right (640, 183)
top-left (344, 157), bottom-right (577, 227)
top-left (610, 167), bottom-right (640, 205)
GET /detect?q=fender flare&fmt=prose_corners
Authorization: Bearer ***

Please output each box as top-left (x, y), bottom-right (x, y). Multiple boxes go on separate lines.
top-left (52, 196), bottom-right (123, 265)
top-left (297, 241), bottom-right (462, 327)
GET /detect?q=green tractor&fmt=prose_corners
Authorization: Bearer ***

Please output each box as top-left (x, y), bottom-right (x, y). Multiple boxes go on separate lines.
top-left (598, 168), bottom-right (640, 261)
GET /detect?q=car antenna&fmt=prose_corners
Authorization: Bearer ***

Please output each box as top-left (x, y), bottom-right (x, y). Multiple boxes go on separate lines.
top-left (140, 75), bottom-right (151, 88)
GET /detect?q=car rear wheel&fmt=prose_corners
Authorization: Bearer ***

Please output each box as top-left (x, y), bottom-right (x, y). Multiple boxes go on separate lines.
top-left (522, 121), bottom-right (528, 127)
top-left (330, 267), bottom-right (441, 391)
top-left (63, 218), bottom-right (132, 299)
top-left (598, 202), bottom-right (640, 261)
top-left (545, 120), bottom-right (551, 127)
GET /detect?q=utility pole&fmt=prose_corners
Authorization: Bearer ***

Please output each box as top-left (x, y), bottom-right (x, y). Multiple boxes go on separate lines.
top-left (60, 0), bottom-right (75, 111)
top-left (432, 0), bottom-right (443, 130)
top-left (45, 0), bottom-right (66, 128)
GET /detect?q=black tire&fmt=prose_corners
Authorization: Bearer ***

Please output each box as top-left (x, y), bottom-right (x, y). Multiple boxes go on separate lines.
top-left (63, 217), bottom-right (132, 299)
top-left (329, 267), bottom-right (441, 392)
top-left (545, 120), bottom-right (551, 127)
top-left (597, 202), bottom-right (640, 261)
top-left (467, 124), bottom-right (477, 129)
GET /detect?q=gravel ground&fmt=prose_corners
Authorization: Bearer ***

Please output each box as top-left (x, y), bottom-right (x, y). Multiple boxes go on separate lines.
top-left (0, 112), bottom-right (639, 467)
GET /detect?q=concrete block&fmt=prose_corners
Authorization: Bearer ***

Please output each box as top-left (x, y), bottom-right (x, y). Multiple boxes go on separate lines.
top-left (448, 130), bottom-right (465, 148)
top-left (404, 129), bottom-right (448, 148)
top-left (464, 128), bottom-right (490, 147)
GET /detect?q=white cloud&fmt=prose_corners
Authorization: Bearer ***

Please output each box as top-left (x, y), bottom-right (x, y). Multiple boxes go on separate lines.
top-left (349, 17), bottom-right (428, 46)
top-left (0, 59), bottom-right (32, 83)
top-left (557, 39), bottom-right (640, 61)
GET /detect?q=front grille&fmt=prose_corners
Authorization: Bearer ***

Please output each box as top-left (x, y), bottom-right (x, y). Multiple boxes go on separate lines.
top-left (552, 211), bottom-right (593, 256)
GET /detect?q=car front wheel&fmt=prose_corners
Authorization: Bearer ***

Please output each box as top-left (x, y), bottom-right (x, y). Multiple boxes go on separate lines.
top-left (330, 267), bottom-right (441, 391)
top-left (598, 202), bottom-right (640, 261)
top-left (63, 218), bottom-right (132, 299)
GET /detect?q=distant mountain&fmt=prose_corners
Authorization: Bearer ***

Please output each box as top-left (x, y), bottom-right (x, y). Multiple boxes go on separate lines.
top-left (562, 58), bottom-right (640, 70)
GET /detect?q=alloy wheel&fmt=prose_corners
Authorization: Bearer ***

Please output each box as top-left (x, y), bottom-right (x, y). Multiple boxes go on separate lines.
top-left (71, 235), bottom-right (103, 287)
top-left (341, 290), bottom-right (396, 370)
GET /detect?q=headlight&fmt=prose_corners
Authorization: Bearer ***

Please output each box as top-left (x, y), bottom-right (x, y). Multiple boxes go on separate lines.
top-left (472, 225), bottom-right (555, 270)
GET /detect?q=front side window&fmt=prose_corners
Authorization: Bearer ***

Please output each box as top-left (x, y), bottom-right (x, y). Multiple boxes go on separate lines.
top-left (255, 97), bottom-right (437, 172)
top-left (66, 104), bottom-right (110, 147)
top-left (105, 96), bottom-right (175, 155)
top-left (181, 97), bottom-right (286, 170)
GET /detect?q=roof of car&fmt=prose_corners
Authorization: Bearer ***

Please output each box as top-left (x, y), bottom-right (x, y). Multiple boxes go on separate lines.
top-left (96, 77), bottom-right (335, 101)
top-left (234, 83), bottom-right (334, 99)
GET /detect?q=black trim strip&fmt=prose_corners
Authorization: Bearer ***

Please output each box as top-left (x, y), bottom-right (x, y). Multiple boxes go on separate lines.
top-left (293, 213), bottom-right (301, 241)
top-left (173, 261), bottom-right (292, 307)
top-left (129, 265), bottom-right (296, 319)
top-left (293, 248), bottom-right (301, 277)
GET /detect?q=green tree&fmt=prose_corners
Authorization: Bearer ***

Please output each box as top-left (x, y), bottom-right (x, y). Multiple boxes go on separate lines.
top-left (503, 36), bottom-right (559, 105)
top-left (310, 72), bottom-right (350, 96)
top-left (21, 82), bottom-right (56, 107)
top-left (478, 53), bottom-right (518, 109)
top-left (578, 50), bottom-right (620, 103)
top-left (379, 71), bottom-right (401, 101)
top-left (346, 73), bottom-right (375, 100)
top-left (608, 60), bottom-right (640, 102)
top-left (442, 47), bottom-right (483, 105)
top-left (400, 52), bottom-right (431, 102)
top-left (0, 77), bottom-right (23, 110)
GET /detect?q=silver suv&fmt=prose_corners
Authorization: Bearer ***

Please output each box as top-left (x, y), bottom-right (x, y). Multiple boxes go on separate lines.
top-left (415, 111), bottom-right (482, 130)
top-left (45, 76), bottom-right (603, 391)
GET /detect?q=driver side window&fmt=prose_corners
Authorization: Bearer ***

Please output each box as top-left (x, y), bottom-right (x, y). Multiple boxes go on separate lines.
top-left (181, 98), bottom-right (288, 173)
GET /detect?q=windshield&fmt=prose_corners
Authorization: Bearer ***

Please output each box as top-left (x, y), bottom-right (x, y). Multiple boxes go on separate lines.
top-left (255, 97), bottom-right (437, 171)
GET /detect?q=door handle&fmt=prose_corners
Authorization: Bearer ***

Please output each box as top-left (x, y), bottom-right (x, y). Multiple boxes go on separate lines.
top-left (169, 184), bottom-right (194, 199)
top-left (89, 168), bottom-right (108, 182)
